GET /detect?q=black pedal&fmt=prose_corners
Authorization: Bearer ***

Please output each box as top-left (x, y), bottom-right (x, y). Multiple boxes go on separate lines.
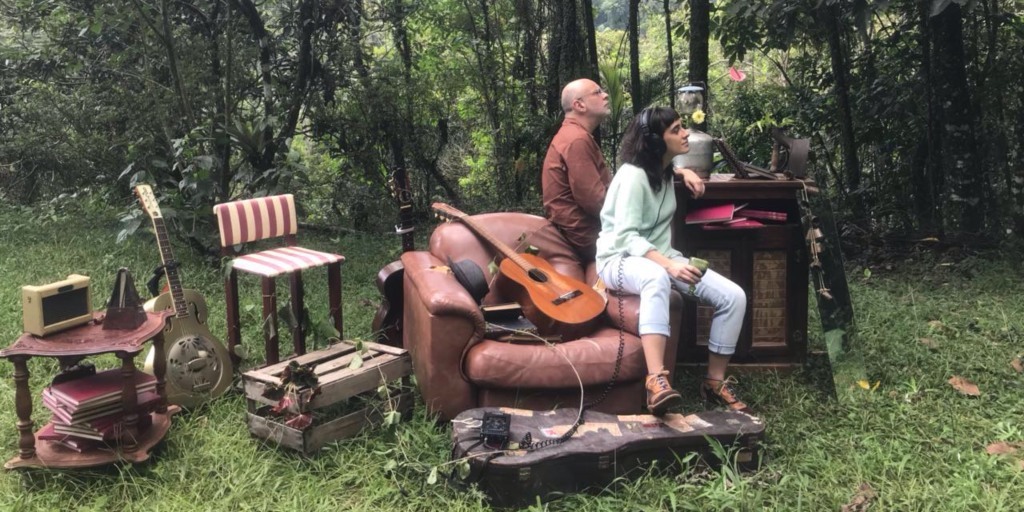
top-left (480, 411), bottom-right (511, 448)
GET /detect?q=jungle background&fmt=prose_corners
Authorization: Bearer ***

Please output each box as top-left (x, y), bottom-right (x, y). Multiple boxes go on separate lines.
top-left (2, 1), bottom-right (1024, 510)
top-left (2, 0), bottom-right (1023, 250)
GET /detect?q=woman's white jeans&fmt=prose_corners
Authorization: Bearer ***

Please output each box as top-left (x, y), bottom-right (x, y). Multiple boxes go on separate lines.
top-left (599, 255), bottom-right (746, 356)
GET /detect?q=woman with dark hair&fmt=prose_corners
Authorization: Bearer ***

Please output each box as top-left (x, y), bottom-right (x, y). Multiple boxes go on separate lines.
top-left (595, 106), bottom-right (750, 416)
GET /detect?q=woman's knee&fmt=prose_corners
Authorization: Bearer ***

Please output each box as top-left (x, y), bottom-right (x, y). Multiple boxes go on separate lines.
top-left (706, 278), bottom-right (746, 312)
top-left (723, 280), bottom-right (747, 311)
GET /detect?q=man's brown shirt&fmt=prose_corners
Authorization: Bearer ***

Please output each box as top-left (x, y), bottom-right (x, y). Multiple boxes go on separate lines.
top-left (541, 118), bottom-right (612, 261)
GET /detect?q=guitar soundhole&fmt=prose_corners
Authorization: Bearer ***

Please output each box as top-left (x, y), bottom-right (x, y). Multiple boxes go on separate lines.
top-left (527, 268), bottom-right (549, 283)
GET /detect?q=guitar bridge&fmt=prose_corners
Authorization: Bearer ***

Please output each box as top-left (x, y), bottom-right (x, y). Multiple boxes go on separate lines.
top-left (552, 289), bottom-right (582, 305)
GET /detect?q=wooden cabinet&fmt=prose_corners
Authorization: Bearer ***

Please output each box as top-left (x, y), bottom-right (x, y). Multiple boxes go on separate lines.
top-left (0, 311), bottom-right (177, 470)
top-left (673, 177), bottom-right (811, 367)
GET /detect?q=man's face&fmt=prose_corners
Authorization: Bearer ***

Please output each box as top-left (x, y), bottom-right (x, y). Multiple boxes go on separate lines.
top-left (576, 81), bottom-right (611, 120)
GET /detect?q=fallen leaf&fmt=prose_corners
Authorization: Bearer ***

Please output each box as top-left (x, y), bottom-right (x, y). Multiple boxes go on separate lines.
top-left (927, 320), bottom-right (944, 331)
top-left (948, 375), bottom-right (980, 396)
top-left (841, 482), bottom-right (876, 512)
top-left (919, 337), bottom-right (939, 350)
top-left (1012, 357), bottom-right (1023, 374)
top-left (985, 441), bottom-right (1021, 456)
top-left (857, 380), bottom-right (870, 390)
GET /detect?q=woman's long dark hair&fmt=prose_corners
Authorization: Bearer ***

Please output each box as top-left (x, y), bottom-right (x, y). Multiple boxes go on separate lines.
top-left (618, 106), bottom-right (680, 192)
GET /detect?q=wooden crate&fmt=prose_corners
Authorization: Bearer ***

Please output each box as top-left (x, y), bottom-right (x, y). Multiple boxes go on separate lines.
top-left (242, 340), bottom-right (413, 454)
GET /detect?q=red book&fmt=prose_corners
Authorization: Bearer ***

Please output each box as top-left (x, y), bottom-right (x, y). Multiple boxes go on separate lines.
top-left (685, 203), bottom-right (746, 224)
top-left (37, 422), bottom-right (67, 442)
top-left (54, 411), bottom-right (154, 441)
top-left (56, 436), bottom-right (102, 453)
top-left (48, 369), bottom-right (156, 408)
top-left (45, 388), bottom-right (160, 425)
top-left (736, 207), bottom-right (787, 222)
top-left (702, 219), bottom-right (765, 230)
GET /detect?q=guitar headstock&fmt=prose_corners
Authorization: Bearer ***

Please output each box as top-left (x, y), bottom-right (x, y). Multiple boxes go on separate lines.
top-left (431, 202), bottom-right (466, 223)
top-left (134, 184), bottom-right (162, 219)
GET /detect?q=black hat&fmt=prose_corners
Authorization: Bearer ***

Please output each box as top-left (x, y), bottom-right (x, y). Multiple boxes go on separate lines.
top-left (447, 257), bottom-right (489, 305)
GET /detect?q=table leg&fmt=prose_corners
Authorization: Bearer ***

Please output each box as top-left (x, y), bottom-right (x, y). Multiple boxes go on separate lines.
top-left (11, 356), bottom-right (34, 460)
top-left (117, 352), bottom-right (139, 453)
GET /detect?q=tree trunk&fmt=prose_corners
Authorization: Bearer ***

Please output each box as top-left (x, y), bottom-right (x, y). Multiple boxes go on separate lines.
top-left (664, 0), bottom-right (675, 110)
top-left (581, 0), bottom-right (599, 81)
top-left (688, 0), bottom-right (709, 130)
top-left (930, 3), bottom-right (983, 233)
top-left (628, 0), bottom-right (641, 114)
top-left (913, 0), bottom-right (941, 234)
top-left (819, 4), bottom-right (864, 222)
top-left (545, 0), bottom-right (563, 114)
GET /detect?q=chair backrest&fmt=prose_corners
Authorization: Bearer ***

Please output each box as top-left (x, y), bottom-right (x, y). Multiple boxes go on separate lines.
top-left (213, 194), bottom-right (298, 249)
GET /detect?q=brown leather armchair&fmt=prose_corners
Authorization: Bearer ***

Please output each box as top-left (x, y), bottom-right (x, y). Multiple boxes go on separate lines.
top-left (401, 212), bottom-right (682, 421)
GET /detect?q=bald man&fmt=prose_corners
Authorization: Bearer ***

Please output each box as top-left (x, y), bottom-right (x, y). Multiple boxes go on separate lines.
top-left (542, 78), bottom-right (613, 262)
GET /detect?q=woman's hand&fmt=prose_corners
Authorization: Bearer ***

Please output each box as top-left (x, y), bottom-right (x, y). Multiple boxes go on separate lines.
top-left (664, 260), bottom-right (703, 286)
top-left (675, 167), bottom-right (705, 198)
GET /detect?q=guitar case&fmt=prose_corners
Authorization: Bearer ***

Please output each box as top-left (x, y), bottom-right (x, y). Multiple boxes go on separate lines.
top-left (450, 407), bottom-right (765, 508)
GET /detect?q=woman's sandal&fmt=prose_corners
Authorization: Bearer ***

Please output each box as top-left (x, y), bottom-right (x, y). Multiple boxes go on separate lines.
top-left (700, 376), bottom-right (753, 414)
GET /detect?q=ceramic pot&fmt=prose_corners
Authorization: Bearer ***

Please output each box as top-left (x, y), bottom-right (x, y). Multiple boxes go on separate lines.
top-left (672, 129), bottom-right (714, 178)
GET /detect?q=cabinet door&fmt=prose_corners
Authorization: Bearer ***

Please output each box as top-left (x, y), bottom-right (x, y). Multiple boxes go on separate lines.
top-left (676, 224), bottom-right (807, 366)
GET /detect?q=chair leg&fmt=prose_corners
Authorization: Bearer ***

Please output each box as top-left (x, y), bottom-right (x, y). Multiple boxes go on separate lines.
top-left (328, 262), bottom-right (343, 339)
top-left (225, 269), bottom-right (242, 368)
top-left (262, 277), bottom-right (279, 365)
top-left (290, 270), bottom-right (305, 356)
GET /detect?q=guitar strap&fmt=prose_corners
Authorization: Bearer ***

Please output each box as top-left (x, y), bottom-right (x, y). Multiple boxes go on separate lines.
top-left (147, 262), bottom-right (179, 297)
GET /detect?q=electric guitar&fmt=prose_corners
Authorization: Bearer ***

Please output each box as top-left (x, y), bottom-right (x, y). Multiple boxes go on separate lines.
top-left (135, 184), bottom-right (232, 408)
top-left (372, 165), bottom-right (416, 346)
top-left (431, 203), bottom-right (606, 334)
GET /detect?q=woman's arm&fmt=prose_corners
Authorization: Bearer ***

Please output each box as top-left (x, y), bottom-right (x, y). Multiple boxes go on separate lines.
top-left (644, 249), bottom-right (703, 285)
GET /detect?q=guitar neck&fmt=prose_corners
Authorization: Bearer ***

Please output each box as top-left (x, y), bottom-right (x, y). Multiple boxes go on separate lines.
top-left (398, 203), bottom-right (415, 253)
top-left (447, 214), bottom-right (534, 272)
top-left (392, 167), bottom-right (416, 253)
top-left (151, 217), bottom-right (188, 317)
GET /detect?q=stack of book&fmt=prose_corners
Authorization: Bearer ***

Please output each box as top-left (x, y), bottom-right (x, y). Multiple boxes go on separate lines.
top-left (481, 303), bottom-right (562, 343)
top-left (685, 203), bottom-right (787, 230)
top-left (39, 369), bottom-right (159, 452)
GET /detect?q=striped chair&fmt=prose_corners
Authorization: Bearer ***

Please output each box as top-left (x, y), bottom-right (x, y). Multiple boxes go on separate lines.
top-left (214, 194), bottom-right (344, 366)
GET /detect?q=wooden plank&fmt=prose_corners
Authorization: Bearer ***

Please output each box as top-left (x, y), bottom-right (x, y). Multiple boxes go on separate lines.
top-left (243, 357), bottom-right (412, 412)
top-left (360, 341), bottom-right (408, 357)
top-left (246, 392), bottom-right (413, 454)
top-left (306, 349), bottom-right (388, 376)
top-left (257, 342), bottom-right (357, 376)
top-left (307, 392), bottom-right (413, 451)
top-left (308, 357), bottom-right (412, 410)
top-left (245, 413), bottom-right (307, 452)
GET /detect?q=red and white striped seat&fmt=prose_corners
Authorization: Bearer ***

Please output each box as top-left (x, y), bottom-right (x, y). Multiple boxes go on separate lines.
top-left (214, 194), bottom-right (344, 365)
top-left (230, 246), bottom-right (343, 277)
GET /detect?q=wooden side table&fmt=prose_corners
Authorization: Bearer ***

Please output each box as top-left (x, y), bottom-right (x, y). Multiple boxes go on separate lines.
top-left (673, 175), bottom-right (812, 368)
top-left (0, 310), bottom-right (179, 469)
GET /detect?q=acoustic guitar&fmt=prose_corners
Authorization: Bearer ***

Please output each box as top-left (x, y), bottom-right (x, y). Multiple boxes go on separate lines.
top-left (372, 164), bottom-right (416, 346)
top-left (135, 184), bottom-right (232, 408)
top-left (431, 203), bottom-right (606, 333)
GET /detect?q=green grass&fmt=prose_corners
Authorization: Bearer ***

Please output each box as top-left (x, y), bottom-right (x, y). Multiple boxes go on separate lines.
top-left (1, 202), bottom-right (1023, 511)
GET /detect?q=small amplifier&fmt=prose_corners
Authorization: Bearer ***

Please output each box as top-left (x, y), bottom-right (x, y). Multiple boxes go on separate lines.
top-left (22, 274), bottom-right (94, 336)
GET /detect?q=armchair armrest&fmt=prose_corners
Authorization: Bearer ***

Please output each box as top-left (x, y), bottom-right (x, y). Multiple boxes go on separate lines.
top-left (400, 251), bottom-right (486, 420)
